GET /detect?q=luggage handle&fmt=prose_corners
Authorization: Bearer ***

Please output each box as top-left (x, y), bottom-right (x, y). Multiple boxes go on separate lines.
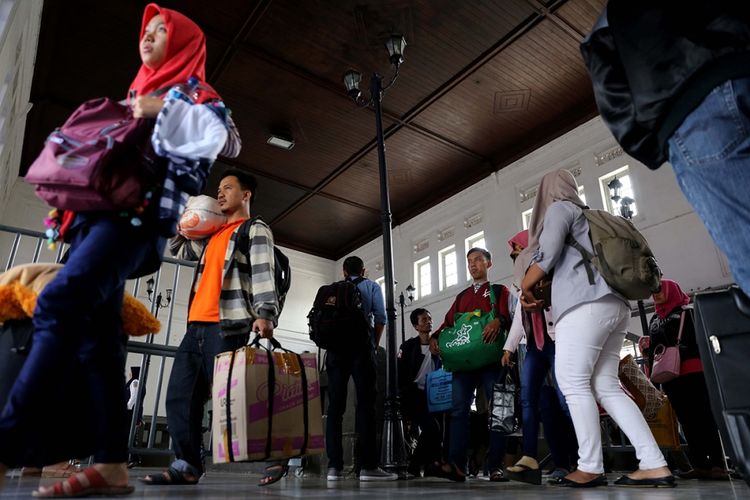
top-left (249, 334), bottom-right (284, 351)
top-left (731, 286), bottom-right (750, 317)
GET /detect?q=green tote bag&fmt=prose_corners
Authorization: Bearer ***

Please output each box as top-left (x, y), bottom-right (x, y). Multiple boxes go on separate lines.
top-left (439, 285), bottom-right (505, 372)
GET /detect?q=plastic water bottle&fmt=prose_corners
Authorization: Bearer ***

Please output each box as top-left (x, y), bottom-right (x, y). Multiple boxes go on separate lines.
top-left (167, 76), bottom-right (200, 104)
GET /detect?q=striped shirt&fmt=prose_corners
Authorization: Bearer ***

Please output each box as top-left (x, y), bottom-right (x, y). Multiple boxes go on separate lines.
top-left (170, 218), bottom-right (279, 335)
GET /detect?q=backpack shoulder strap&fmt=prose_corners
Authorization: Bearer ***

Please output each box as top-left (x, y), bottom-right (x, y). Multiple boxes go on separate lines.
top-left (237, 216), bottom-right (268, 256)
top-left (565, 209), bottom-right (596, 285)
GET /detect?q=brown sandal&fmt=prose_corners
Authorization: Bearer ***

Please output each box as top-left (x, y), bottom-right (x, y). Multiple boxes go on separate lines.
top-left (32, 467), bottom-right (134, 498)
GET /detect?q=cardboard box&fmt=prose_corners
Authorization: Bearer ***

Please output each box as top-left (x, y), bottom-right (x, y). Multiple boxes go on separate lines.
top-left (212, 346), bottom-right (324, 463)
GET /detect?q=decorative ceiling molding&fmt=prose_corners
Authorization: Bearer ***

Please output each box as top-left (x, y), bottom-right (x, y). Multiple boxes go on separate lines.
top-left (463, 212), bottom-right (483, 229)
top-left (388, 169), bottom-right (413, 185)
top-left (437, 226), bottom-right (455, 242)
top-left (567, 161), bottom-right (581, 177)
top-left (519, 185), bottom-right (538, 203)
top-left (494, 89), bottom-right (531, 114)
top-left (595, 146), bottom-right (624, 166)
top-left (413, 238), bottom-right (429, 254)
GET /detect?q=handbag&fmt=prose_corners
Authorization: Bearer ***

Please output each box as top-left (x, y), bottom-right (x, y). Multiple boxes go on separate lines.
top-left (25, 87), bottom-right (173, 212)
top-left (618, 354), bottom-right (665, 419)
top-left (439, 285), bottom-right (504, 372)
top-left (426, 368), bottom-right (453, 413)
top-left (489, 366), bottom-right (520, 434)
top-left (650, 311), bottom-right (686, 384)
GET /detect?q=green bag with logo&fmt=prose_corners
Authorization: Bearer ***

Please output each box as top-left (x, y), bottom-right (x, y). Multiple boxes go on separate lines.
top-left (439, 285), bottom-right (505, 372)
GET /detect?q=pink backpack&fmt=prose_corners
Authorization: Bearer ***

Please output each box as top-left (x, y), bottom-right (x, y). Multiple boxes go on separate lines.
top-left (25, 98), bottom-right (157, 211)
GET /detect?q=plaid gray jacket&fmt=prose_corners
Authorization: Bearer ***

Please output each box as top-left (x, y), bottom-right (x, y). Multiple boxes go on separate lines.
top-left (170, 218), bottom-right (278, 335)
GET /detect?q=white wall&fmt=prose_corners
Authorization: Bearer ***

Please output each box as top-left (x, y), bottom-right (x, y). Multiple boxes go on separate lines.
top-left (340, 116), bottom-right (733, 345)
top-left (0, 0), bottom-right (43, 216)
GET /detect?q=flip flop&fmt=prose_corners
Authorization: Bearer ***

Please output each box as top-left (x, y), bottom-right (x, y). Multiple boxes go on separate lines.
top-left (139, 466), bottom-right (199, 485)
top-left (32, 467), bottom-right (134, 498)
top-left (258, 464), bottom-right (289, 486)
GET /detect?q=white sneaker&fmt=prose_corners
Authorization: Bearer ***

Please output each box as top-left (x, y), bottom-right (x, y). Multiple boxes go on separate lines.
top-left (326, 468), bottom-right (344, 481)
top-left (359, 467), bottom-right (398, 481)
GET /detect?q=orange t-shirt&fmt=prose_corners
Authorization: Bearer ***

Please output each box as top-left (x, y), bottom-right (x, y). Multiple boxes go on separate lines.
top-left (188, 219), bottom-right (245, 323)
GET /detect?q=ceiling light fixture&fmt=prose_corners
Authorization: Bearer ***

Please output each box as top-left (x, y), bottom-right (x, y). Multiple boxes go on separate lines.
top-left (266, 133), bottom-right (295, 150)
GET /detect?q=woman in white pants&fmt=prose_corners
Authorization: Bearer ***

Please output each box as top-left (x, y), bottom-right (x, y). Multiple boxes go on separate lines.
top-left (517, 169), bottom-right (674, 488)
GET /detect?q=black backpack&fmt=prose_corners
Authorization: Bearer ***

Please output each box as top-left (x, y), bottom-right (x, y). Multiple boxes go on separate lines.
top-left (308, 277), bottom-right (370, 352)
top-left (238, 217), bottom-right (291, 315)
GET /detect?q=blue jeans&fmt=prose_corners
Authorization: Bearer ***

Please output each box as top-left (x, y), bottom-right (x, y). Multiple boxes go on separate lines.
top-left (449, 365), bottom-right (506, 473)
top-left (0, 216), bottom-right (162, 466)
top-left (325, 347), bottom-right (378, 471)
top-left (668, 77), bottom-right (750, 296)
top-left (520, 342), bottom-right (568, 457)
top-left (166, 323), bottom-right (248, 474)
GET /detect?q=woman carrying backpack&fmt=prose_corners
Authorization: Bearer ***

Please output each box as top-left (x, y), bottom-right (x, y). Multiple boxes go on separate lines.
top-left (0, 4), bottom-right (237, 497)
top-left (643, 279), bottom-right (728, 480)
top-left (518, 169), bottom-right (674, 488)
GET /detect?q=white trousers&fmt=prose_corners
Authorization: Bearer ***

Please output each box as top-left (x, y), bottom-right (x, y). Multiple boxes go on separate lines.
top-left (555, 295), bottom-right (667, 473)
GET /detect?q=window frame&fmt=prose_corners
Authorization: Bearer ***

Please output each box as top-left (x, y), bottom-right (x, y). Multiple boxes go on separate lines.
top-left (438, 244), bottom-right (458, 292)
top-left (413, 256), bottom-right (432, 300)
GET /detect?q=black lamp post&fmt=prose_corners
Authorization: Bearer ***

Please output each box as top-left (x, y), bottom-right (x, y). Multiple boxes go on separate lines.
top-left (398, 284), bottom-right (415, 345)
top-left (343, 34), bottom-right (408, 476)
top-left (608, 184), bottom-right (649, 336)
top-left (128, 276), bottom-right (172, 454)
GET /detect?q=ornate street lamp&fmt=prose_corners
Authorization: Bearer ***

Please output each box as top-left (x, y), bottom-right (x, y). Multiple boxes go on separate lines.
top-left (398, 284), bottom-right (415, 345)
top-left (343, 33), bottom-right (408, 476)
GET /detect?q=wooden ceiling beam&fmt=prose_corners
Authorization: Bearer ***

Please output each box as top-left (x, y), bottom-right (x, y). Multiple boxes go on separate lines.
top-left (524, 0), bottom-right (586, 41)
top-left (217, 157), bottom-right (382, 215)
top-left (233, 43), bottom-right (490, 163)
top-left (269, 5), bottom-right (562, 227)
top-left (208, 0), bottom-right (273, 83)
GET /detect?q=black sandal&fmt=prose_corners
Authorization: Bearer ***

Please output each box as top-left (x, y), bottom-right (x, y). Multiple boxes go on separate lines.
top-left (489, 468), bottom-right (509, 482)
top-left (258, 464), bottom-right (289, 486)
top-left (140, 466), bottom-right (199, 485)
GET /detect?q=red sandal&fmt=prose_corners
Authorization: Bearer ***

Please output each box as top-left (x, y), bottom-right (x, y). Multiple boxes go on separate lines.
top-left (32, 467), bottom-right (134, 498)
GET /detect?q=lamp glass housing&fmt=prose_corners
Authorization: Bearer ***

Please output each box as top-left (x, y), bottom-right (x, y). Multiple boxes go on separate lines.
top-left (385, 34), bottom-right (406, 65)
top-left (608, 177), bottom-right (623, 202)
top-left (405, 283), bottom-right (415, 302)
top-left (343, 69), bottom-right (362, 99)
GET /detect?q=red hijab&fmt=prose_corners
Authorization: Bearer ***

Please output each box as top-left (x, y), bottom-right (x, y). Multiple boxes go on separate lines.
top-left (654, 279), bottom-right (690, 319)
top-left (129, 3), bottom-right (220, 104)
top-left (507, 229), bottom-right (528, 254)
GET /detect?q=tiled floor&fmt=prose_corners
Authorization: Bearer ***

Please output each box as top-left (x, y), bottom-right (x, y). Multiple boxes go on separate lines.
top-left (2, 469), bottom-right (749, 499)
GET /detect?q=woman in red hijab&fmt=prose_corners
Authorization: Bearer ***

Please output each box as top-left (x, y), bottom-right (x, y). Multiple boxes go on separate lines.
top-left (646, 279), bottom-right (728, 480)
top-left (0, 5), bottom-right (236, 497)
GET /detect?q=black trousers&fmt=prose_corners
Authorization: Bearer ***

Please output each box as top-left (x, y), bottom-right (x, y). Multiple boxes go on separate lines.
top-left (325, 347), bottom-right (377, 470)
top-left (663, 371), bottom-right (725, 469)
top-left (404, 387), bottom-right (445, 469)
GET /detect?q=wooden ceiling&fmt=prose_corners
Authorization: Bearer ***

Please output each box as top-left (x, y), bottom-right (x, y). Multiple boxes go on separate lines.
top-left (21, 0), bottom-right (603, 259)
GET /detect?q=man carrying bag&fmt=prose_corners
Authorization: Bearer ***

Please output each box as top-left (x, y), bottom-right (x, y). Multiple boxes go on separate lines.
top-left (430, 248), bottom-right (511, 482)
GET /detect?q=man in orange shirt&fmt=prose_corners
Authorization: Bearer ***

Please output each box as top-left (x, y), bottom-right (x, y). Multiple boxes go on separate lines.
top-left (143, 170), bottom-right (278, 485)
